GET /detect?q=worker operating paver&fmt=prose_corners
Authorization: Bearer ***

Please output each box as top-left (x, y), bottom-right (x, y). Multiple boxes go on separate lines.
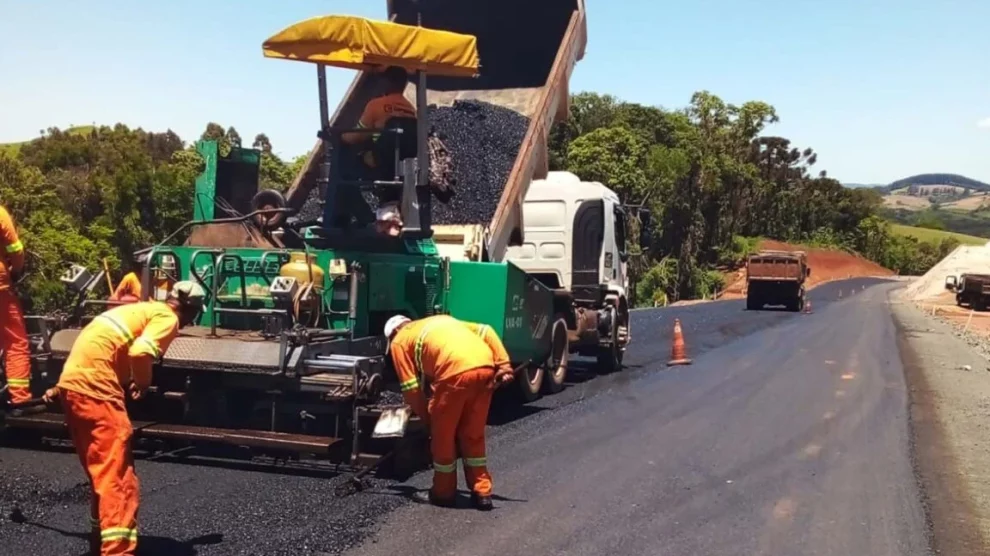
top-left (42, 281), bottom-right (206, 555)
top-left (384, 314), bottom-right (515, 511)
top-left (109, 251), bottom-right (177, 303)
top-left (0, 203), bottom-right (31, 407)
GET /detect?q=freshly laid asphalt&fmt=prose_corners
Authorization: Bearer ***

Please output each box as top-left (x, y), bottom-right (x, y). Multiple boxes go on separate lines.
top-left (0, 279), bottom-right (932, 556)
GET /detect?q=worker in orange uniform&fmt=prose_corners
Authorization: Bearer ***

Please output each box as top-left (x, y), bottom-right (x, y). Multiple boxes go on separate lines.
top-left (42, 281), bottom-right (206, 556)
top-left (0, 203), bottom-right (31, 408)
top-left (384, 314), bottom-right (516, 511)
top-left (333, 66), bottom-right (415, 230)
top-left (341, 65), bottom-right (415, 150)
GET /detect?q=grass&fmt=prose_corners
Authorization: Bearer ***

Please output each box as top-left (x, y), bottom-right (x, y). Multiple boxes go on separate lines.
top-left (889, 223), bottom-right (987, 245)
top-left (0, 125), bottom-right (96, 157)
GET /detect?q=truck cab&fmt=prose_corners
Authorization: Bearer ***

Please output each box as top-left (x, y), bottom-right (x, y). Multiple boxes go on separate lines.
top-left (506, 171), bottom-right (629, 303)
top-left (505, 171), bottom-right (634, 374)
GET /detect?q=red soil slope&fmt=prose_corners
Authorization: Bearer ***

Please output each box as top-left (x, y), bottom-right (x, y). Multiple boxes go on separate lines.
top-left (720, 240), bottom-right (894, 299)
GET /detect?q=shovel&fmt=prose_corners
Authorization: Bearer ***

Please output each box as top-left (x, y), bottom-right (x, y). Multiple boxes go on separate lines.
top-left (372, 406), bottom-right (412, 439)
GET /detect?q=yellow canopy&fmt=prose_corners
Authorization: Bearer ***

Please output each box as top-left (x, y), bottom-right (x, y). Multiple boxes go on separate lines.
top-left (262, 15), bottom-right (480, 78)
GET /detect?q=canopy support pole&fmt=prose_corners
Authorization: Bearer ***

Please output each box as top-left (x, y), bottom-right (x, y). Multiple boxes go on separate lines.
top-left (415, 69), bottom-right (431, 236)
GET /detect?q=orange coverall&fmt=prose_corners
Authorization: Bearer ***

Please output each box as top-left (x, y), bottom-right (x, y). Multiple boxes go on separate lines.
top-left (56, 302), bottom-right (179, 556)
top-left (109, 272), bottom-right (142, 302)
top-left (0, 204), bottom-right (30, 404)
top-left (389, 315), bottom-right (512, 500)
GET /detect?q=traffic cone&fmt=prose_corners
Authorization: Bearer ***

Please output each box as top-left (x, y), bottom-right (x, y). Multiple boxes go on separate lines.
top-left (804, 298), bottom-right (813, 314)
top-left (668, 318), bottom-right (692, 366)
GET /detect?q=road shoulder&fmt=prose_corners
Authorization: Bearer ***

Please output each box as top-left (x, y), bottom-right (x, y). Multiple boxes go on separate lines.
top-left (892, 294), bottom-right (990, 554)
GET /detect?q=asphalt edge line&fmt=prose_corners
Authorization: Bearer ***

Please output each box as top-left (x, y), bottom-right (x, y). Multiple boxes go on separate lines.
top-left (890, 293), bottom-right (989, 556)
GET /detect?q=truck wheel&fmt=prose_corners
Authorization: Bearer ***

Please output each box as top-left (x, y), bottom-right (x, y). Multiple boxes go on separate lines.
top-left (517, 363), bottom-right (544, 403)
top-left (596, 306), bottom-right (622, 374)
top-left (542, 318), bottom-right (570, 394)
top-left (746, 297), bottom-right (759, 311)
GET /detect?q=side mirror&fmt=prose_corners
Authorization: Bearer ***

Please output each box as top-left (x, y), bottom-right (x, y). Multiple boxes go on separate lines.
top-left (638, 208), bottom-right (652, 247)
top-left (945, 275), bottom-right (957, 290)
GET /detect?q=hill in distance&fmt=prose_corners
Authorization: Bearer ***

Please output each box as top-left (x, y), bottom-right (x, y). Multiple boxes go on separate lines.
top-left (876, 173), bottom-right (990, 194)
top-left (0, 125), bottom-right (96, 157)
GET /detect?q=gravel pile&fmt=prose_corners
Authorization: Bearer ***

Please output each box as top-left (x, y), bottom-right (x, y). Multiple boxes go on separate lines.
top-left (376, 390), bottom-right (405, 406)
top-left (428, 100), bottom-right (530, 225)
top-left (296, 100), bottom-right (530, 228)
top-left (903, 241), bottom-right (990, 300)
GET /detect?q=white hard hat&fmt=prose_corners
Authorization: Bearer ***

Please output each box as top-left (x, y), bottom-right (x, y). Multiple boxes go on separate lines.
top-left (168, 281), bottom-right (206, 308)
top-left (384, 315), bottom-right (411, 340)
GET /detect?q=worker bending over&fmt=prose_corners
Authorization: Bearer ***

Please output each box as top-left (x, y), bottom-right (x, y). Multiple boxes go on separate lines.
top-left (0, 203), bottom-right (31, 407)
top-left (43, 282), bottom-right (205, 555)
top-left (384, 314), bottom-right (515, 511)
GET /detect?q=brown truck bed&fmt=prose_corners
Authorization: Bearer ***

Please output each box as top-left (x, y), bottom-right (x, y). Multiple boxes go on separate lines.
top-left (747, 254), bottom-right (807, 281)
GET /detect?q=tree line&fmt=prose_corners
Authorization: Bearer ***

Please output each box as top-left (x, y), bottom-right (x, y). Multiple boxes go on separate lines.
top-left (0, 123), bottom-right (301, 311)
top-left (0, 91), bottom-right (956, 312)
top-left (547, 91), bottom-right (956, 305)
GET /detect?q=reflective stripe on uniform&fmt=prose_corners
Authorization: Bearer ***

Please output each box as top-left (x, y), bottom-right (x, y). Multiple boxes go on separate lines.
top-left (433, 461), bottom-right (456, 473)
top-left (95, 314), bottom-right (135, 345)
top-left (414, 323), bottom-right (441, 377)
top-left (133, 336), bottom-right (162, 359)
top-left (399, 377), bottom-right (419, 392)
top-left (463, 456), bottom-right (487, 467)
top-left (5, 240), bottom-right (23, 253)
top-left (6, 378), bottom-right (29, 387)
top-left (476, 325), bottom-right (490, 339)
top-left (101, 527), bottom-right (138, 543)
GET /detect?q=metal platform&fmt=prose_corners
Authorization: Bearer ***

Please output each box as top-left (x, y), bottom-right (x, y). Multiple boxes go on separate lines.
top-left (49, 327), bottom-right (301, 375)
top-left (5, 412), bottom-right (340, 454)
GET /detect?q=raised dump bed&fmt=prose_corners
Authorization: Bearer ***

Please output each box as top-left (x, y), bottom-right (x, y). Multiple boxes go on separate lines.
top-left (284, 0), bottom-right (587, 262)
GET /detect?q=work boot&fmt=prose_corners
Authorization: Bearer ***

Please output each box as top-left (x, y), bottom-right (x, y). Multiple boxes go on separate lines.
top-left (89, 529), bottom-right (100, 555)
top-left (471, 493), bottom-right (493, 512)
top-left (411, 490), bottom-right (455, 508)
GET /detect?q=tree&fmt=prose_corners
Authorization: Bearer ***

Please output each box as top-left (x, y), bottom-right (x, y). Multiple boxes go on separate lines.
top-left (225, 126), bottom-right (242, 148)
top-left (253, 133), bottom-right (273, 154)
top-left (566, 126), bottom-right (649, 202)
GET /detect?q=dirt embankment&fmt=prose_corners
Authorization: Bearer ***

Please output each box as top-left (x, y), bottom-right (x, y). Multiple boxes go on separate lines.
top-left (720, 239), bottom-right (894, 299)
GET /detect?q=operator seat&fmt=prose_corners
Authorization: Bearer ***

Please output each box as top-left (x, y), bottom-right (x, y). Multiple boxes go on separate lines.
top-left (373, 116), bottom-right (419, 205)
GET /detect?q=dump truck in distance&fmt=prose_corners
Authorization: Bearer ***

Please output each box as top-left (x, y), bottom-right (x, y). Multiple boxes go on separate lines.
top-left (745, 250), bottom-right (810, 312)
top-left (945, 273), bottom-right (990, 310)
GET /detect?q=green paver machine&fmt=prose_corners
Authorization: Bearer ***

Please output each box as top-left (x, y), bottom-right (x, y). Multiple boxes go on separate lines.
top-left (5, 14), bottom-right (556, 474)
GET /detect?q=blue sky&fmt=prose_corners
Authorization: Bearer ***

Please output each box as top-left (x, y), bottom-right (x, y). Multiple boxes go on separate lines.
top-left (1, 0), bottom-right (987, 185)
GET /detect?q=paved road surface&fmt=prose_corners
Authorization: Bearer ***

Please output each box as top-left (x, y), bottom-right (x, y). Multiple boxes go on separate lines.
top-left (1, 279), bottom-right (929, 555)
top-left (348, 281), bottom-right (930, 556)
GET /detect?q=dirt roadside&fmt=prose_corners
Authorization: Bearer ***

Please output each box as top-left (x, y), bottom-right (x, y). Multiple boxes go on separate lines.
top-left (891, 295), bottom-right (990, 555)
top-left (719, 239), bottom-right (894, 300)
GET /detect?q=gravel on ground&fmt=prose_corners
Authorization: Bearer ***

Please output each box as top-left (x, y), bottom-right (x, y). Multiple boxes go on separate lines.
top-left (891, 295), bottom-right (990, 554)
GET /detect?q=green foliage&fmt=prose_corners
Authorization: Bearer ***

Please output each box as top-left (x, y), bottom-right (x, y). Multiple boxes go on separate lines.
top-left (548, 90), bottom-right (927, 302)
top-left (567, 126), bottom-right (649, 201)
top-left (915, 211), bottom-right (945, 230)
top-left (716, 235), bottom-right (760, 267)
top-left (1, 122), bottom-right (296, 312)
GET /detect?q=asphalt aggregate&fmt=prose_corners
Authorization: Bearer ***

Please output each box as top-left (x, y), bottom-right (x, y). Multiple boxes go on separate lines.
top-left (0, 279), bottom-right (928, 555)
top-left (428, 100), bottom-right (530, 226)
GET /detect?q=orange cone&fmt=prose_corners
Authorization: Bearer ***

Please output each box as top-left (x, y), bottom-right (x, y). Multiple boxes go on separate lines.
top-left (668, 318), bottom-right (692, 366)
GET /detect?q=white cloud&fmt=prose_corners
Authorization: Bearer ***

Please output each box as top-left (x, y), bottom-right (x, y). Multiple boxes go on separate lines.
top-left (979, 117), bottom-right (990, 129)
